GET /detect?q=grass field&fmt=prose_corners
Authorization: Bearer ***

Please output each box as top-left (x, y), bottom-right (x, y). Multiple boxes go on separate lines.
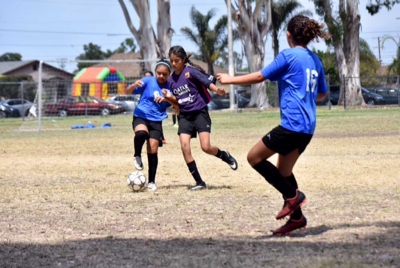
top-left (1, 107), bottom-right (399, 267)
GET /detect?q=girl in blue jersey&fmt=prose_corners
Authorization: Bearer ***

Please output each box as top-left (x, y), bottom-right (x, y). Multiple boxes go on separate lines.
top-left (217, 15), bottom-right (330, 236)
top-left (127, 59), bottom-right (173, 191)
top-left (162, 45), bottom-right (238, 191)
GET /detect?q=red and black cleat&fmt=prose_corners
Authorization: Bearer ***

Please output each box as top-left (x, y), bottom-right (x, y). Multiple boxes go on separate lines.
top-left (276, 189), bottom-right (306, 220)
top-left (271, 215), bottom-right (307, 236)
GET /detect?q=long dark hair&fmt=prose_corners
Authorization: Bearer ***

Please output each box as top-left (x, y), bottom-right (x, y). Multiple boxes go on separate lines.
top-left (287, 15), bottom-right (331, 46)
top-left (168, 45), bottom-right (206, 73)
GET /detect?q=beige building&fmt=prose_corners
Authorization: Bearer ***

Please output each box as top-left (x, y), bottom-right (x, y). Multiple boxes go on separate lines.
top-left (0, 60), bottom-right (74, 82)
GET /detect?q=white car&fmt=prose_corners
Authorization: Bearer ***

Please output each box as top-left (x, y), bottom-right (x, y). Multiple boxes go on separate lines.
top-left (106, 95), bottom-right (140, 112)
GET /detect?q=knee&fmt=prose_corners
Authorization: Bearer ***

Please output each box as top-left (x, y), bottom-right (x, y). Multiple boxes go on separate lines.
top-left (247, 152), bottom-right (259, 167)
top-left (201, 144), bottom-right (212, 154)
top-left (180, 143), bottom-right (190, 154)
top-left (135, 130), bottom-right (149, 141)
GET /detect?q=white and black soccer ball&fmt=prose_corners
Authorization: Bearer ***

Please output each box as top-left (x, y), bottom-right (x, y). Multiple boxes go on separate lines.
top-left (127, 171), bottom-right (147, 192)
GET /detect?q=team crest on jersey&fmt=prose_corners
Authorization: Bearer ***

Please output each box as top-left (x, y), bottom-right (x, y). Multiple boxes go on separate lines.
top-left (185, 72), bottom-right (190, 78)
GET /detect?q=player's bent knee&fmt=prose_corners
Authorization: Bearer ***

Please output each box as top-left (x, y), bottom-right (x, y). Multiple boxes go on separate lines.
top-left (135, 130), bottom-right (149, 141)
top-left (247, 152), bottom-right (259, 167)
top-left (201, 145), bottom-right (212, 154)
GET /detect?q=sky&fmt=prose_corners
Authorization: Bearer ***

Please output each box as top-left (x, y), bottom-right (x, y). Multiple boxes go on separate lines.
top-left (1, 0), bottom-right (400, 73)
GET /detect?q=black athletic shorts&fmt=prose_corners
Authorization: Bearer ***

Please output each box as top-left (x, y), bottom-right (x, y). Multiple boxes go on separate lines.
top-left (178, 107), bottom-right (211, 138)
top-left (132, 117), bottom-right (164, 147)
top-left (262, 125), bottom-right (313, 156)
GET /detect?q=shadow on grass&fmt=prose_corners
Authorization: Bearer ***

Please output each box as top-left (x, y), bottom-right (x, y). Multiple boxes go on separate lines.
top-left (1, 221), bottom-right (399, 267)
top-left (161, 184), bottom-right (233, 190)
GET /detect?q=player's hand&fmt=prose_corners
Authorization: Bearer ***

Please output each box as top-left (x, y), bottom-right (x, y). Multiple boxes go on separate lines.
top-left (216, 87), bottom-right (226, 96)
top-left (133, 80), bottom-right (144, 88)
top-left (216, 73), bottom-right (232, 84)
top-left (161, 89), bottom-right (173, 99)
top-left (154, 96), bottom-right (165, 103)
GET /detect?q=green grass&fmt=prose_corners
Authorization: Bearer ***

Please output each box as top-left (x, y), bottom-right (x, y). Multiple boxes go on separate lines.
top-left (0, 107), bottom-right (399, 267)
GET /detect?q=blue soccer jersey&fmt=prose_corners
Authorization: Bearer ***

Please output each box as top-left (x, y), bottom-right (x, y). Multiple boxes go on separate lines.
top-left (261, 47), bottom-right (328, 134)
top-left (133, 76), bottom-right (171, 122)
top-left (168, 66), bottom-right (214, 113)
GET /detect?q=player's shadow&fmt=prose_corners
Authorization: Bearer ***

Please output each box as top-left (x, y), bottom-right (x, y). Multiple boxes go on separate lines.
top-left (256, 220), bottom-right (400, 239)
top-left (161, 184), bottom-right (233, 190)
top-left (256, 224), bottom-right (331, 239)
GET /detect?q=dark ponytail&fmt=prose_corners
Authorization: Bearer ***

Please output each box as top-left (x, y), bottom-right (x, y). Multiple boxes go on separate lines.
top-left (169, 45), bottom-right (207, 73)
top-left (287, 15), bottom-right (331, 46)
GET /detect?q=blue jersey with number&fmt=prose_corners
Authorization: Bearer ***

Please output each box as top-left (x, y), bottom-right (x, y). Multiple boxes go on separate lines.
top-left (133, 76), bottom-right (171, 122)
top-left (261, 47), bottom-right (328, 134)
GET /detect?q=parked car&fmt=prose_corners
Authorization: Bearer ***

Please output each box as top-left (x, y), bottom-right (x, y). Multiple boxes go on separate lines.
top-left (317, 86), bottom-right (385, 106)
top-left (316, 85), bottom-right (340, 105)
top-left (207, 93), bottom-right (250, 110)
top-left (0, 101), bottom-right (20, 118)
top-left (0, 99), bottom-right (33, 117)
top-left (368, 87), bottom-right (399, 105)
top-left (106, 94), bottom-right (140, 112)
top-left (360, 88), bottom-right (385, 105)
top-left (45, 96), bottom-right (125, 117)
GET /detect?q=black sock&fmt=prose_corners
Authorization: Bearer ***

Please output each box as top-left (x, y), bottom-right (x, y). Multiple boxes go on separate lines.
top-left (134, 131), bottom-right (148, 157)
top-left (252, 160), bottom-right (296, 198)
top-left (215, 148), bottom-right (228, 161)
top-left (172, 114), bottom-right (177, 125)
top-left (284, 173), bottom-right (303, 220)
top-left (147, 153), bottom-right (158, 184)
top-left (187, 161), bottom-right (203, 184)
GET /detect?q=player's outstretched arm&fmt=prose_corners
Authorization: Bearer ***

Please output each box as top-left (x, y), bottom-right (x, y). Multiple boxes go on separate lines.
top-left (217, 72), bottom-right (265, 85)
top-left (208, 83), bottom-right (226, 96)
top-left (127, 80), bottom-right (144, 93)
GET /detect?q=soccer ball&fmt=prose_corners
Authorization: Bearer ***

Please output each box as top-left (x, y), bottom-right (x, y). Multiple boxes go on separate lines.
top-left (127, 171), bottom-right (147, 192)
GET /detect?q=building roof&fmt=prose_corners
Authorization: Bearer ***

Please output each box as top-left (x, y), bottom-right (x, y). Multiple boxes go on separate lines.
top-left (93, 52), bottom-right (228, 78)
top-left (0, 60), bottom-right (36, 74)
top-left (93, 52), bottom-right (144, 78)
top-left (0, 60), bottom-right (74, 77)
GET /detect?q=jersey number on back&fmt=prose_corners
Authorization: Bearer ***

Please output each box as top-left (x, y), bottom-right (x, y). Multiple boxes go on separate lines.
top-left (306, 68), bottom-right (318, 93)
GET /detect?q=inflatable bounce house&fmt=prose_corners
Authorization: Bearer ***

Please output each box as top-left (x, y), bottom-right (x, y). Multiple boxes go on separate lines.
top-left (72, 67), bottom-right (126, 100)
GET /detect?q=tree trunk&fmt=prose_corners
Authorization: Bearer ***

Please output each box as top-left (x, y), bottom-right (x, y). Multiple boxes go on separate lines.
top-left (157, 0), bottom-right (173, 58)
top-left (118, 0), bottom-right (172, 71)
top-left (342, 0), bottom-right (363, 105)
top-left (207, 61), bottom-right (215, 76)
top-left (227, 0), bottom-right (272, 108)
top-left (272, 29), bottom-right (279, 58)
top-left (314, 0), bottom-right (363, 106)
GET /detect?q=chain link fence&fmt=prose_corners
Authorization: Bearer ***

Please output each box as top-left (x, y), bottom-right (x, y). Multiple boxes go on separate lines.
top-left (0, 59), bottom-right (399, 132)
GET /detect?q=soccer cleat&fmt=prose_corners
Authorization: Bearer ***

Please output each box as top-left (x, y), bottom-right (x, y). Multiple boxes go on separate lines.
top-left (147, 182), bottom-right (157, 191)
top-left (271, 215), bottom-right (307, 236)
top-left (222, 151), bottom-right (238, 170)
top-left (191, 182), bottom-right (206, 191)
top-left (276, 190), bottom-right (306, 220)
top-left (134, 156), bottom-right (144, 170)
top-left (173, 124), bottom-right (178, 128)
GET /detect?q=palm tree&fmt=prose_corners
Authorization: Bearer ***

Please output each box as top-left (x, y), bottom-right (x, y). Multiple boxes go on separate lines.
top-left (359, 38), bottom-right (380, 77)
top-left (181, 6), bottom-right (229, 75)
top-left (271, 0), bottom-right (312, 57)
top-left (382, 35), bottom-right (400, 75)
